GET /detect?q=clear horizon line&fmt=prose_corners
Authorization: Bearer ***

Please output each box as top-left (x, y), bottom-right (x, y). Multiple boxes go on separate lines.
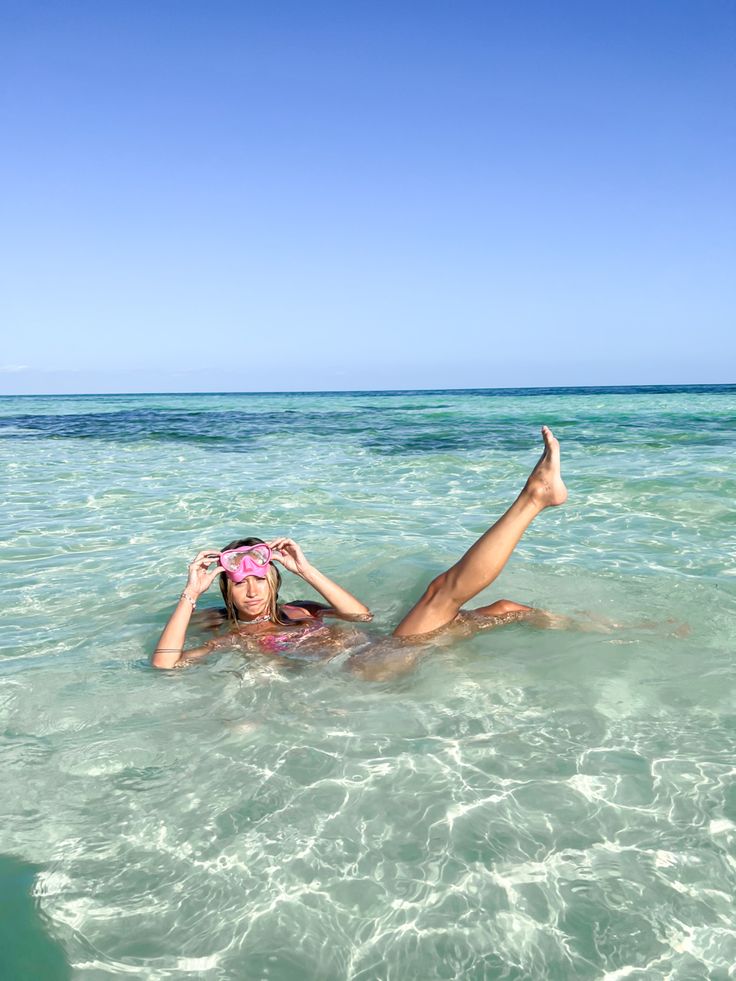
top-left (1, 381), bottom-right (735, 399)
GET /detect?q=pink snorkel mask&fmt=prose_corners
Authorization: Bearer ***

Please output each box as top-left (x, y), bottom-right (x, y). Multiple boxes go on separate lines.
top-left (219, 544), bottom-right (272, 582)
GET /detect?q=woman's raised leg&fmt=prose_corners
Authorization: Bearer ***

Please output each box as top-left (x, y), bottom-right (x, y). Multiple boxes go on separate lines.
top-left (392, 426), bottom-right (567, 638)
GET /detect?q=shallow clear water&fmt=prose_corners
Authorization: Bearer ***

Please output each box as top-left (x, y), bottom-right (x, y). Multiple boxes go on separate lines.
top-left (1, 387), bottom-right (735, 979)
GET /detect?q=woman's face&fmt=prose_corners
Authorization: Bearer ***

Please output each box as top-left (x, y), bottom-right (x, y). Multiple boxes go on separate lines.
top-left (230, 575), bottom-right (271, 619)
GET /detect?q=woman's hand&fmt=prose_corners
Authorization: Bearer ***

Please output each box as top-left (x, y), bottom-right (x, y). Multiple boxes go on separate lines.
top-left (186, 550), bottom-right (223, 598)
top-left (268, 538), bottom-right (311, 577)
top-left (152, 550), bottom-right (224, 670)
top-left (267, 538), bottom-right (372, 620)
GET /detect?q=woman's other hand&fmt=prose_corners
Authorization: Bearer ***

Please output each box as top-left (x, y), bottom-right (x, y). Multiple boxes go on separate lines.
top-left (186, 550), bottom-right (223, 598)
top-left (268, 539), bottom-right (371, 620)
top-left (268, 538), bottom-right (310, 577)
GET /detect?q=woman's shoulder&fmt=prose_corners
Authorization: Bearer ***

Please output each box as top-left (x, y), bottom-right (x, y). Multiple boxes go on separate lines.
top-left (280, 601), bottom-right (326, 622)
top-left (192, 606), bottom-right (228, 629)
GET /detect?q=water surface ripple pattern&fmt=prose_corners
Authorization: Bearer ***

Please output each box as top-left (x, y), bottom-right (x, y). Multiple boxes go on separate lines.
top-left (1, 387), bottom-right (735, 979)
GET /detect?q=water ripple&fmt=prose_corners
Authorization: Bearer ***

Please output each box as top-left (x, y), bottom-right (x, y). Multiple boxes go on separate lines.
top-left (1, 389), bottom-right (735, 978)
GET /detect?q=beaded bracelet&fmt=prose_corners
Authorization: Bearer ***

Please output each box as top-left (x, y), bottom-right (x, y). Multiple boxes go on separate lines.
top-left (180, 590), bottom-right (197, 609)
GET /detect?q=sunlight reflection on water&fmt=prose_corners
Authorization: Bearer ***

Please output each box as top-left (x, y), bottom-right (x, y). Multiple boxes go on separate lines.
top-left (1, 388), bottom-right (735, 978)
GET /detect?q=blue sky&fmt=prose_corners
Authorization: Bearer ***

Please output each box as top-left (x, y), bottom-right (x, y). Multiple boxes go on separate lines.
top-left (1, 0), bottom-right (734, 394)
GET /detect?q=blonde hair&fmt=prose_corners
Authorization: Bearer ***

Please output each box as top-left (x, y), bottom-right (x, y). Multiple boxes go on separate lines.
top-left (218, 537), bottom-right (291, 626)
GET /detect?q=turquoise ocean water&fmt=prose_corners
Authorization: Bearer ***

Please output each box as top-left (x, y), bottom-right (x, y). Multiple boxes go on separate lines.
top-left (1, 386), bottom-right (735, 979)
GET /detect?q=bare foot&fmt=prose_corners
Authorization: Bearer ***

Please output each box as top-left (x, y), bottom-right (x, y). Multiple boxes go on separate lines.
top-left (524, 425), bottom-right (568, 508)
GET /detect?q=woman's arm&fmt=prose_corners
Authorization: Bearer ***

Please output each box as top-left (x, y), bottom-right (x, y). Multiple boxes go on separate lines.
top-left (268, 538), bottom-right (372, 620)
top-left (151, 550), bottom-right (224, 669)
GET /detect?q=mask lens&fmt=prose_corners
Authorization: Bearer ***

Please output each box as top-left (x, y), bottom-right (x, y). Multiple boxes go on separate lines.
top-left (221, 550), bottom-right (248, 571)
top-left (248, 545), bottom-right (270, 566)
top-left (221, 545), bottom-right (270, 571)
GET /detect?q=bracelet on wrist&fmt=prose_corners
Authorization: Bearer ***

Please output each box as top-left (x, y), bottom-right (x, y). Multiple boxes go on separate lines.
top-left (180, 590), bottom-right (197, 609)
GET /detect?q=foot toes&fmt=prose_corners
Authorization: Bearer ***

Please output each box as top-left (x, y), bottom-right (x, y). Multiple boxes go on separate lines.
top-left (539, 425), bottom-right (561, 469)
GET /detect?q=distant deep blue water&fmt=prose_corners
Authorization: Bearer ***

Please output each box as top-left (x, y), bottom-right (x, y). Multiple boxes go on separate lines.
top-left (1, 386), bottom-right (735, 979)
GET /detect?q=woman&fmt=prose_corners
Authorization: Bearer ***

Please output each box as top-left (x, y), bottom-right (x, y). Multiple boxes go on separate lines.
top-left (151, 536), bottom-right (373, 669)
top-left (151, 426), bottom-right (567, 671)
